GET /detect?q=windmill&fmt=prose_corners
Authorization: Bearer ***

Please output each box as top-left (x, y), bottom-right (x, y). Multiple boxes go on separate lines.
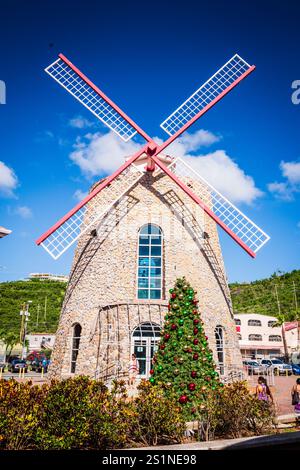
top-left (38, 53), bottom-right (270, 381)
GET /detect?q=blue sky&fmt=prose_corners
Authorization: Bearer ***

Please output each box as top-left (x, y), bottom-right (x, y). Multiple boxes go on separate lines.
top-left (0, 0), bottom-right (299, 283)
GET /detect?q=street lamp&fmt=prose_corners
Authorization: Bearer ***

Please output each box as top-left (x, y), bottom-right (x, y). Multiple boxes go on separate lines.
top-left (20, 301), bottom-right (32, 359)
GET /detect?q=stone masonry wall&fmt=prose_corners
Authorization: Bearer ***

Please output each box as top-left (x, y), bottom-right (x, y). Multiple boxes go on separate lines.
top-left (48, 170), bottom-right (242, 380)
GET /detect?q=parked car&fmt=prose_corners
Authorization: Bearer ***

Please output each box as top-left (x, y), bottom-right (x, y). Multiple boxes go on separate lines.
top-left (260, 358), bottom-right (292, 375)
top-left (243, 360), bottom-right (261, 375)
top-left (8, 359), bottom-right (28, 373)
top-left (292, 363), bottom-right (300, 375)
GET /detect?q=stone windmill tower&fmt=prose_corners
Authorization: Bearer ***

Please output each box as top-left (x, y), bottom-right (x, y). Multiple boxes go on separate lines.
top-left (37, 53), bottom-right (270, 381)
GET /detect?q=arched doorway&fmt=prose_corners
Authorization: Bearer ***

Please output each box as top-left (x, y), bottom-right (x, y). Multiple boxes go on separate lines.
top-left (132, 322), bottom-right (161, 377)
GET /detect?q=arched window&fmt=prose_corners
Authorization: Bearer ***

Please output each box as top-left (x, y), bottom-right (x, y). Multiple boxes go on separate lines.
top-left (248, 334), bottom-right (262, 341)
top-left (215, 325), bottom-right (225, 375)
top-left (132, 322), bottom-right (161, 377)
top-left (137, 224), bottom-right (163, 299)
top-left (237, 333), bottom-right (242, 341)
top-left (269, 335), bottom-right (282, 342)
top-left (248, 319), bottom-right (262, 326)
top-left (268, 321), bottom-right (277, 327)
top-left (235, 318), bottom-right (241, 325)
top-left (71, 323), bottom-right (82, 373)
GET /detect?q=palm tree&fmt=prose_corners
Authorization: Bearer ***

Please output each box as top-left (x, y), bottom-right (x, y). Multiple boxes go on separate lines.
top-left (273, 314), bottom-right (289, 360)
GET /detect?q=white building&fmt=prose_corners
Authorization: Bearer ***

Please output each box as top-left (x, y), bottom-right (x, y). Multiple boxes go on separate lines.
top-left (234, 313), bottom-right (284, 360)
top-left (26, 334), bottom-right (56, 352)
top-left (28, 273), bottom-right (68, 282)
top-left (284, 321), bottom-right (299, 354)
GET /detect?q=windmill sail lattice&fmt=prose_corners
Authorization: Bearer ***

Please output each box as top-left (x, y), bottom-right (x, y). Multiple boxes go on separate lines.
top-left (160, 54), bottom-right (251, 136)
top-left (45, 56), bottom-right (138, 142)
top-left (38, 52), bottom-right (270, 259)
top-left (40, 165), bottom-right (144, 259)
top-left (165, 157), bottom-right (270, 254)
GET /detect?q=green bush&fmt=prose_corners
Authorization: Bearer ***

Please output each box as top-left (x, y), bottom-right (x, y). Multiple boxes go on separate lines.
top-left (0, 379), bottom-right (46, 449)
top-left (196, 381), bottom-right (275, 441)
top-left (133, 381), bottom-right (186, 446)
top-left (0, 378), bottom-right (275, 449)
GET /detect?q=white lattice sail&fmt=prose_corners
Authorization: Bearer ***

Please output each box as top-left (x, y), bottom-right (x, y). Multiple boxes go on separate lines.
top-left (167, 156), bottom-right (270, 254)
top-left (160, 54), bottom-right (251, 136)
top-left (40, 165), bottom-right (144, 259)
top-left (45, 57), bottom-right (137, 141)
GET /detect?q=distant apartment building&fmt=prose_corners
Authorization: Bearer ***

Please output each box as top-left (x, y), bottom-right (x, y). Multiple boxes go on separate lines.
top-left (28, 273), bottom-right (68, 282)
top-left (234, 313), bottom-right (284, 359)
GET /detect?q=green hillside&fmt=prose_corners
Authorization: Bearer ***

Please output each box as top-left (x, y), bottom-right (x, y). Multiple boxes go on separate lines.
top-left (230, 269), bottom-right (300, 316)
top-left (0, 280), bottom-right (66, 340)
top-left (0, 270), bottom-right (299, 341)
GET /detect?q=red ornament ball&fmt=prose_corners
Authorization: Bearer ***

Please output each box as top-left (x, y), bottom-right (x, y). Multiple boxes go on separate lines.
top-left (193, 319), bottom-right (199, 325)
top-left (188, 383), bottom-right (196, 391)
top-left (193, 353), bottom-right (199, 360)
top-left (164, 333), bottom-right (170, 341)
top-left (171, 323), bottom-right (177, 330)
top-left (193, 339), bottom-right (199, 345)
top-left (191, 371), bottom-right (197, 378)
top-left (160, 343), bottom-right (165, 350)
top-left (171, 293), bottom-right (177, 299)
top-left (150, 369), bottom-right (154, 375)
top-left (193, 327), bottom-right (199, 335)
top-left (179, 395), bottom-right (188, 404)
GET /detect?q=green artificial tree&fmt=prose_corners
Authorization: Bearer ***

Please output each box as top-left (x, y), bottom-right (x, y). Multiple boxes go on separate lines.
top-left (149, 277), bottom-right (222, 419)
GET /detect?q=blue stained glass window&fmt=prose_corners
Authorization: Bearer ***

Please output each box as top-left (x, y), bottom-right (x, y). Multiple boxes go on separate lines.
top-left (137, 224), bottom-right (163, 299)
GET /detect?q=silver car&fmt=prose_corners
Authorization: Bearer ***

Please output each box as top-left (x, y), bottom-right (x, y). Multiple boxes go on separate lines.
top-left (260, 358), bottom-right (292, 375)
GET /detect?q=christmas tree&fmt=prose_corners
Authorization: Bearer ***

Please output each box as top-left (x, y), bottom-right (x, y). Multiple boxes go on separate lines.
top-left (149, 277), bottom-right (222, 419)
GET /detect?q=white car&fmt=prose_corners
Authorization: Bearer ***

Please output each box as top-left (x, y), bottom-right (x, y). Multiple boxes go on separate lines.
top-left (260, 358), bottom-right (292, 375)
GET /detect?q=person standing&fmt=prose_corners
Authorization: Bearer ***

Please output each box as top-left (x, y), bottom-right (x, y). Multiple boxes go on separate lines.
top-left (128, 353), bottom-right (139, 389)
top-left (291, 378), bottom-right (300, 424)
top-left (256, 376), bottom-right (274, 404)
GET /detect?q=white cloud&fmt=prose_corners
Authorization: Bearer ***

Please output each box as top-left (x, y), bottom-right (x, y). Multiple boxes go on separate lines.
top-left (73, 189), bottom-right (88, 201)
top-left (0, 161), bottom-right (18, 197)
top-left (69, 115), bottom-right (95, 129)
top-left (267, 182), bottom-right (294, 201)
top-left (15, 206), bottom-right (33, 219)
top-left (69, 129), bottom-right (262, 205)
top-left (70, 131), bottom-right (140, 177)
top-left (184, 150), bottom-right (263, 205)
top-left (176, 129), bottom-right (220, 152)
top-left (268, 160), bottom-right (300, 201)
top-left (280, 160), bottom-right (300, 184)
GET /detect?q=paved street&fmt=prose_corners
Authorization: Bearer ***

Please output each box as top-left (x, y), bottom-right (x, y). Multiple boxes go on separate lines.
top-left (1, 371), bottom-right (48, 383)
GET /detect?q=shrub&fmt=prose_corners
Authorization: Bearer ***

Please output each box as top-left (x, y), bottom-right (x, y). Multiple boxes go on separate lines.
top-left (133, 380), bottom-right (186, 446)
top-left (36, 376), bottom-right (107, 449)
top-left (196, 381), bottom-right (275, 441)
top-left (0, 379), bottom-right (46, 450)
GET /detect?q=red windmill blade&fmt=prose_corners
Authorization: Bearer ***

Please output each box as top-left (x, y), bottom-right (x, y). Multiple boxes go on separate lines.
top-left (37, 53), bottom-right (270, 260)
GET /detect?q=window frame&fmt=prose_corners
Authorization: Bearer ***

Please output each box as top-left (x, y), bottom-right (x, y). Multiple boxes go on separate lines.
top-left (136, 224), bottom-right (163, 300)
top-left (70, 323), bottom-right (82, 374)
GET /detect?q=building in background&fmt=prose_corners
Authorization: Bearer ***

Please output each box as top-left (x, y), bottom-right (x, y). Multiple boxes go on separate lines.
top-left (26, 333), bottom-right (56, 352)
top-left (234, 313), bottom-right (284, 360)
top-left (28, 273), bottom-right (68, 282)
top-left (284, 321), bottom-right (299, 355)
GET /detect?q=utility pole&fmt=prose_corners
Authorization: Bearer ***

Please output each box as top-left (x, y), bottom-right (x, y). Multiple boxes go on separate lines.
top-left (292, 281), bottom-right (298, 311)
top-left (44, 296), bottom-right (47, 325)
top-left (36, 304), bottom-right (40, 329)
top-left (274, 284), bottom-right (281, 316)
top-left (20, 301), bottom-right (32, 359)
